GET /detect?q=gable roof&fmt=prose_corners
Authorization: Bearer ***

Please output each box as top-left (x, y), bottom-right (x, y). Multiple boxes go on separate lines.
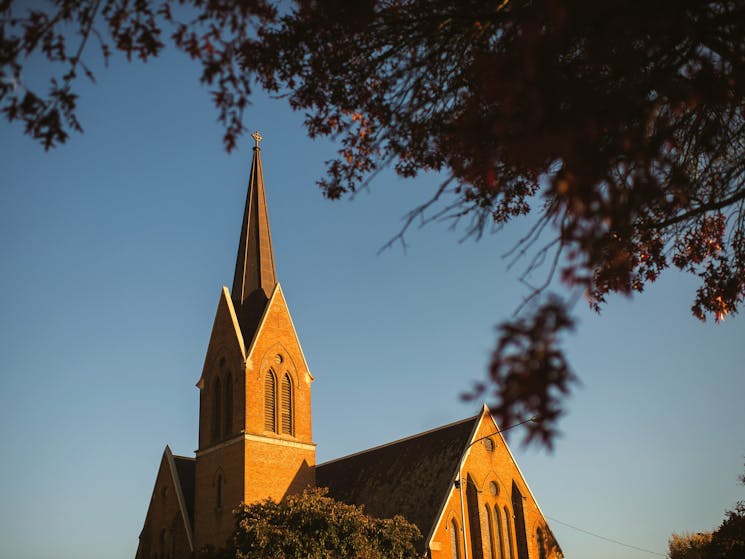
top-left (245, 282), bottom-right (313, 381)
top-left (196, 286), bottom-right (246, 388)
top-left (138, 447), bottom-right (196, 555)
top-left (171, 454), bottom-right (196, 532)
top-left (316, 415), bottom-right (478, 548)
top-left (166, 448), bottom-right (195, 552)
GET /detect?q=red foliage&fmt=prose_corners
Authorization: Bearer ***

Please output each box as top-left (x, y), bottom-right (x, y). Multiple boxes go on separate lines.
top-left (3, 0), bottom-right (744, 446)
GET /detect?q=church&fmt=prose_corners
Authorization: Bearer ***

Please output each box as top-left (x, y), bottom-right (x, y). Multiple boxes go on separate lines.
top-left (135, 135), bottom-right (562, 559)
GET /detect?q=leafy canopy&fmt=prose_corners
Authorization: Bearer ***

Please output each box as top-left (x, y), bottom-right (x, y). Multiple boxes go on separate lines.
top-left (669, 532), bottom-right (714, 559)
top-left (203, 488), bottom-right (422, 559)
top-left (3, 0), bottom-right (744, 446)
top-left (668, 465), bottom-right (745, 559)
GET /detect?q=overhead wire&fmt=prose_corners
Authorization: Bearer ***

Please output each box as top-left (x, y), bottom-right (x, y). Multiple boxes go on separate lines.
top-left (545, 515), bottom-right (667, 557)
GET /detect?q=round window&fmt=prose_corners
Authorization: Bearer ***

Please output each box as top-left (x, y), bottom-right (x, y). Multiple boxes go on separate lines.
top-left (489, 481), bottom-right (499, 496)
top-left (483, 437), bottom-right (495, 451)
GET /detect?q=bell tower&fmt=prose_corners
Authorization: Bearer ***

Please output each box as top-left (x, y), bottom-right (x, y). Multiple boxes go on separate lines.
top-left (193, 134), bottom-right (316, 551)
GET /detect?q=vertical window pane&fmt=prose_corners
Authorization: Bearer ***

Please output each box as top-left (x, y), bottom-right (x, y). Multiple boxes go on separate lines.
top-left (511, 482), bottom-right (529, 559)
top-left (494, 506), bottom-right (504, 559)
top-left (466, 478), bottom-right (484, 559)
top-left (485, 505), bottom-right (495, 559)
top-left (450, 519), bottom-right (461, 559)
top-left (503, 507), bottom-right (514, 559)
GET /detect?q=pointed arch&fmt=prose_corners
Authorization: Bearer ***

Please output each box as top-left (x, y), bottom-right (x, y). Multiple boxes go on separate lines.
top-left (466, 476), bottom-right (484, 559)
top-left (211, 376), bottom-right (222, 443)
top-left (281, 372), bottom-right (293, 435)
top-left (212, 467), bottom-right (227, 513)
top-left (216, 472), bottom-right (223, 510)
top-left (450, 518), bottom-right (462, 559)
top-left (511, 482), bottom-right (529, 559)
top-left (264, 370), bottom-right (277, 432)
top-left (503, 506), bottom-right (514, 559)
top-left (484, 505), bottom-right (496, 559)
top-left (536, 527), bottom-right (547, 559)
top-left (159, 528), bottom-right (167, 559)
top-left (494, 505), bottom-right (505, 559)
top-left (224, 371), bottom-right (233, 437)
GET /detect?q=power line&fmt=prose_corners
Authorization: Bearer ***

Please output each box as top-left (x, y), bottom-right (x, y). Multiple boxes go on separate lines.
top-left (546, 515), bottom-right (667, 557)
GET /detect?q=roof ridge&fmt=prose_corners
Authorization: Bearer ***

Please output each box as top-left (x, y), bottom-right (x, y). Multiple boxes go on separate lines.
top-left (172, 454), bottom-right (195, 461)
top-left (317, 414), bottom-right (478, 468)
top-left (165, 447), bottom-right (194, 552)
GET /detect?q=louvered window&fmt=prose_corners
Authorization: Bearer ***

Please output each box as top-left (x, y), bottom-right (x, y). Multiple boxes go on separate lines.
top-left (264, 371), bottom-right (277, 432)
top-left (281, 373), bottom-right (293, 435)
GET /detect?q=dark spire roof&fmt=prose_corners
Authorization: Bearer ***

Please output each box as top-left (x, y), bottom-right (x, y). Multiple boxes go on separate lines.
top-left (231, 135), bottom-right (277, 345)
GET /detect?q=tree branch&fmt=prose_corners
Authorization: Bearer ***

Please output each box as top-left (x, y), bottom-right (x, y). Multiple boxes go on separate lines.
top-left (655, 186), bottom-right (745, 229)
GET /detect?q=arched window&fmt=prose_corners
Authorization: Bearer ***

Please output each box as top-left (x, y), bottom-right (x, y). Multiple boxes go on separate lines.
top-left (216, 473), bottom-right (223, 510)
top-left (466, 477), bottom-right (484, 559)
top-left (511, 482), bottom-right (529, 559)
top-left (494, 505), bottom-right (505, 559)
top-left (485, 505), bottom-right (496, 559)
top-left (211, 377), bottom-right (222, 443)
top-left (450, 518), bottom-right (462, 559)
top-left (159, 528), bottom-right (167, 559)
top-left (537, 527), bottom-right (547, 559)
top-left (503, 506), bottom-right (514, 559)
top-left (170, 517), bottom-right (177, 558)
top-left (224, 372), bottom-right (233, 437)
top-left (264, 370), bottom-right (277, 432)
top-left (281, 373), bottom-right (293, 435)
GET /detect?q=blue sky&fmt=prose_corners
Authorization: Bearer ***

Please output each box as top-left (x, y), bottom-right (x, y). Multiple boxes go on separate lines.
top-left (1, 45), bottom-right (744, 559)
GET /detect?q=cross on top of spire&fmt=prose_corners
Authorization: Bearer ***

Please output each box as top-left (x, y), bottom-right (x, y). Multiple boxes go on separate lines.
top-left (252, 130), bottom-right (263, 148)
top-left (232, 135), bottom-right (276, 345)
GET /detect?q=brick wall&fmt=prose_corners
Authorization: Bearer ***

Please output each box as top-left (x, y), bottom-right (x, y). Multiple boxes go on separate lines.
top-left (429, 410), bottom-right (562, 559)
top-left (136, 451), bottom-right (192, 559)
top-left (193, 285), bottom-right (315, 552)
top-left (193, 438), bottom-right (245, 551)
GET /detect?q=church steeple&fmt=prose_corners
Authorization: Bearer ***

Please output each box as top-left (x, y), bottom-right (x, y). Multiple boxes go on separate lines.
top-left (231, 132), bottom-right (277, 344)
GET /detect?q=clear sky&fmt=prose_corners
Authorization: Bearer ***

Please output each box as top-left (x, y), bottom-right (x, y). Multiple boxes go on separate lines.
top-left (1, 46), bottom-right (743, 559)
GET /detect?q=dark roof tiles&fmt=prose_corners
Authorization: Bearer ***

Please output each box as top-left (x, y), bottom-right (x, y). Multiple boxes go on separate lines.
top-left (231, 144), bottom-right (277, 346)
top-left (173, 455), bottom-right (196, 529)
top-left (316, 416), bottom-right (478, 547)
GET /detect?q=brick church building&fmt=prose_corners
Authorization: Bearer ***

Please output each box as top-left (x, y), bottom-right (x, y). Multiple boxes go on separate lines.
top-left (135, 135), bottom-right (562, 559)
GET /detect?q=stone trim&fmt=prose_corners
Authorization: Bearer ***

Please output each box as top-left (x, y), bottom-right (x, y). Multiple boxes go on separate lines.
top-left (243, 433), bottom-right (316, 450)
top-left (196, 432), bottom-right (316, 457)
top-left (195, 434), bottom-right (244, 457)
